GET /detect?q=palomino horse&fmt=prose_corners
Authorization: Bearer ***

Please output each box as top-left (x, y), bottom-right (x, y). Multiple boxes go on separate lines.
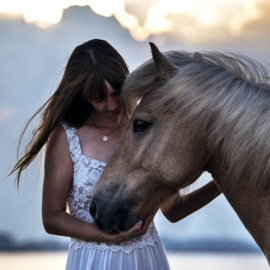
top-left (90, 43), bottom-right (270, 262)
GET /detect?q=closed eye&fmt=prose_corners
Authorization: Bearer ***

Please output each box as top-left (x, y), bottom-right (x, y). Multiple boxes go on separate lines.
top-left (92, 99), bottom-right (102, 103)
top-left (133, 120), bottom-right (152, 133)
top-left (113, 90), bottom-right (121, 96)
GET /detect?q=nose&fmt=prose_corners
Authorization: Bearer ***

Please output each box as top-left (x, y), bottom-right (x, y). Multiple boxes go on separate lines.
top-left (90, 195), bottom-right (140, 233)
top-left (89, 200), bottom-right (98, 220)
top-left (90, 198), bottom-right (114, 233)
top-left (106, 97), bottom-right (118, 111)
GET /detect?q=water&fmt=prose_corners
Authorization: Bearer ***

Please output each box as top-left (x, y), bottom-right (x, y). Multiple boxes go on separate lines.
top-left (167, 252), bottom-right (269, 270)
top-left (0, 252), bottom-right (268, 270)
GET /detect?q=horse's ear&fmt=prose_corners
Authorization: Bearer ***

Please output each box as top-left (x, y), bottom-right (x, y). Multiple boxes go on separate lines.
top-left (149, 42), bottom-right (176, 80)
top-left (193, 52), bottom-right (203, 60)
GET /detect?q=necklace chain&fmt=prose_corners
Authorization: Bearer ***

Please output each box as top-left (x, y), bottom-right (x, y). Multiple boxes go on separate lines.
top-left (90, 114), bottom-right (125, 141)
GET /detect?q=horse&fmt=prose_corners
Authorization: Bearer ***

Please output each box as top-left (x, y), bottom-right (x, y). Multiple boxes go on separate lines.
top-left (90, 42), bottom-right (270, 263)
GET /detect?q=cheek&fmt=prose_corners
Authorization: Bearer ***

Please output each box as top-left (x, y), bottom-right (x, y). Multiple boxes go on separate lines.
top-left (88, 100), bottom-right (105, 111)
top-left (95, 104), bottom-right (106, 112)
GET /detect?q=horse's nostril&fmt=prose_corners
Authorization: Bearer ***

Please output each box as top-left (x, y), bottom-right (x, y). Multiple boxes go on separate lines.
top-left (90, 200), bottom-right (98, 219)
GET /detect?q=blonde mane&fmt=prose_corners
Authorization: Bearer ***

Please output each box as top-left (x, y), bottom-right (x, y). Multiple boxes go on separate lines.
top-left (122, 51), bottom-right (270, 187)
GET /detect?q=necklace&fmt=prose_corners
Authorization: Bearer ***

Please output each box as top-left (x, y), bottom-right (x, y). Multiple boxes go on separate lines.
top-left (90, 114), bottom-right (125, 142)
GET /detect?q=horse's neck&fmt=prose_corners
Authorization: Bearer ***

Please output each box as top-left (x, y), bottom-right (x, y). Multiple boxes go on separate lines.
top-left (209, 158), bottom-right (270, 262)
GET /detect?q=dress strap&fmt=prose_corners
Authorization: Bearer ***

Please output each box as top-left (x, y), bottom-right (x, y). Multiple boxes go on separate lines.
top-left (59, 121), bottom-right (82, 164)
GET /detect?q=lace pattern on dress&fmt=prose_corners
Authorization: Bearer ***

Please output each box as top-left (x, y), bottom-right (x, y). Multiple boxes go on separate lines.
top-left (60, 121), bottom-right (162, 253)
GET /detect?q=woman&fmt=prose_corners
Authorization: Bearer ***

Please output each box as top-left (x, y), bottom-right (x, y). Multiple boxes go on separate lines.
top-left (9, 39), bottom-right (221, 270)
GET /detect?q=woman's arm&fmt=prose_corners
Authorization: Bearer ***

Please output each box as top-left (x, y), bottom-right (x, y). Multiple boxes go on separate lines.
top-left (42, 123), bottom-right (152, 243)
top-left (160, 180), bottom-right (221, 223)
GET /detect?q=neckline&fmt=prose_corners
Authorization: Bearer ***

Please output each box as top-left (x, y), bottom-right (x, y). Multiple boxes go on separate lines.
top-left (73, 127), bottom-right (107, 166)
top-left (81, 154), bottom-right (107, 166)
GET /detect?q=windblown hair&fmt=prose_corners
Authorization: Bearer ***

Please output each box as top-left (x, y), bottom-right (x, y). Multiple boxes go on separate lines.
top-left (9, 39), bottom-right (135, 188)
top-left (122, 50), bottom-right (270, 187)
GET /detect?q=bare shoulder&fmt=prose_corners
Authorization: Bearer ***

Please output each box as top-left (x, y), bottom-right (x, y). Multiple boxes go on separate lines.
top-left (45, 122), bottom-right (72, 174)
top-left (47, 123), bottom-right (69, 154)
top-left (48, 122), bottom-right (66, 144)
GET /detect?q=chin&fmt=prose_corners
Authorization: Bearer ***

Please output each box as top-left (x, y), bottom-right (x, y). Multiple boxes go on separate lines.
top-left (108, 109), bottom-right (122, 116)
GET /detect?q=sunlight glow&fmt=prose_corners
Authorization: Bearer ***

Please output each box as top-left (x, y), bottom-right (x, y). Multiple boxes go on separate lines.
top-left (144, 0), bottom-right (262, 39)
top-left (0, 0), bottom-right (263, 41)
top-left (0, 106), bottom-right (15, 124)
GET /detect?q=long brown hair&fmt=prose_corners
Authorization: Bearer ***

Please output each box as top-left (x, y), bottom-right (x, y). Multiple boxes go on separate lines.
top-left (8, 39), bottom-right (136, 188)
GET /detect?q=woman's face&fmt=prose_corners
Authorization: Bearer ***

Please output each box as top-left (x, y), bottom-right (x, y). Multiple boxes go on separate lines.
top-left (89, 81), bottom-right (123, 117)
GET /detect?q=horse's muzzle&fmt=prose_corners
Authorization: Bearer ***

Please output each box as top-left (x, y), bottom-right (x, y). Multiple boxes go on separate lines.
top-left (89, 194), bottom-right (140, 233)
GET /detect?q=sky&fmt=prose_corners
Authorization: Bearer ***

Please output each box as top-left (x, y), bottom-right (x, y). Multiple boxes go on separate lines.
top-left (0, 0), bottom-right (269, 257)
top-left (0, 0), bottom-right (269, 42)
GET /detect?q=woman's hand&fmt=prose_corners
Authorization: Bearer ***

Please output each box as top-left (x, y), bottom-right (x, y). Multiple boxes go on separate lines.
top-left (102, 212), bottom-right (156, 243)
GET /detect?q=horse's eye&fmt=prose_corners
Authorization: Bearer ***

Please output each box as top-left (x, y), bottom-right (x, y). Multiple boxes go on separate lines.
top-left (133, 120), bottom-right (151, 133)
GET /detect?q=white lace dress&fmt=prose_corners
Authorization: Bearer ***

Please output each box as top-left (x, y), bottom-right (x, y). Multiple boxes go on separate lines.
top-left (60, 122), bottom-right (171, 270)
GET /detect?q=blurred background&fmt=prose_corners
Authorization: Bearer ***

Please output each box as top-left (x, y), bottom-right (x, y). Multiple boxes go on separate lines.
top-left (1, 0), bottom-right (270, 269)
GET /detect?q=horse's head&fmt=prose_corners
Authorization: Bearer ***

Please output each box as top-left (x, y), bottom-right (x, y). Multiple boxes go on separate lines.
top-left (90, 43), bottom-right (208, 233)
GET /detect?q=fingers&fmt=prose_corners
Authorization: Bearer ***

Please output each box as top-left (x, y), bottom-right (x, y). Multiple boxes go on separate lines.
top-left (115, 211), bottom-right (157, 242)
top-left (138, 212), bottom-right (156, 234)
top-left (144, 212), bottom-right (156, 226)
top-left (119, 220), bottom-right (143, 241)
top-left (134, 220), bottom-right (143, 230)
top-left (113, 212), bottom-right (157, 243)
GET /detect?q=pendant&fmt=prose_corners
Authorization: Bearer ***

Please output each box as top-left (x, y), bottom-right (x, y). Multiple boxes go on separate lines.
top-left (102, 136), bottom-right (108, 142)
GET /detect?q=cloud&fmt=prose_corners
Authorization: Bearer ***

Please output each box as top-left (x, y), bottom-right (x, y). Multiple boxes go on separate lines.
top-left (125, 0), bottom-right (157, 26)
top-left (240, 1), bottom-right (270, 39)
top-left (0, 0), bottom-right (268, 43)
top-left (160, 0), bottom-right (266, 43)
